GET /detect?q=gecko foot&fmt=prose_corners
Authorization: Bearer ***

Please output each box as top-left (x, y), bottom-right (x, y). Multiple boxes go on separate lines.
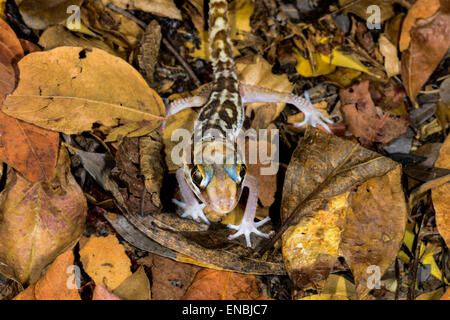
top-left (172, 199), bottom-right (210, 225)
top-left (293, 91), bottom-right (333, 133)
top-left (227, 216), bottom-right (271, 248)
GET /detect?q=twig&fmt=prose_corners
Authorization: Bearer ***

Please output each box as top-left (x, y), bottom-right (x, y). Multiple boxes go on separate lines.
top-left (162, 38), bottom-right (202, 87)
top-left (395, 258), bottom-right (400, 300)
top-left (106, 3), bottom-right (202, 87)
top-left (407, 205), bottom-right (440, 300)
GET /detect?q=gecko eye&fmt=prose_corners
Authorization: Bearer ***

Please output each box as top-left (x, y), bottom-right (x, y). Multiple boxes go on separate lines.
top-left (191, 166), bottom-right (204, 188)
top-left (238, 164), bottom-right (246, 182)
top-left (191, 165), bottom-right (214, 189)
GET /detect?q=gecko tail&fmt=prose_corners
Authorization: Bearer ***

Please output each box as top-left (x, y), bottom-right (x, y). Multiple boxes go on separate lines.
top-left (208, 0), bottom-right (235, 79)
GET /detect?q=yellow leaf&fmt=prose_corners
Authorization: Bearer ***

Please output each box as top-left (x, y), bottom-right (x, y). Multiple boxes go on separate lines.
top-left (2, 47), bottom-right (165, 134)
top-left (295, 50), bottom-right (336, 77)
top-left (230, 0), bottom-right (254, 37)
top-left (420, 243), bottom-right (449, 284)
top-left (80, 235), bottom-right (132, 291)
top-left (300, 274), bottom-right (357, 300)
top-left (112, 266), bottom-right (151, 300)
top-left (0, 0), bottom-right (5, 19)
top-left (185, 0), bottom-right (254, 59)
top-left (320, 46), bottom-right (379, 78)
top-left (416, 288), bottom-right (445, 300)
top-left (185, 30), bottom-right (240, 61)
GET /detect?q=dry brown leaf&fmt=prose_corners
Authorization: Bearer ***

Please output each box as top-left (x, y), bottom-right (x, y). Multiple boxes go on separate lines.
top-left (379, 34), bottom-right (400, 77)
top-left (401, 0), bottom-right (450, 102)
top-left (0, 149), bottom-right (87, 284)
top-left (112, 266), bottom-right (151, 300)
top-left (183, 0), bottom-right (204, 32)
top-left (3, 47), bottom-right (165, 134)
top-left (19, 39), bottom-right (41, 54)
top-left (0, 19), bottom-right (60, 182)
top-left (182, 269), bottom-right (260, 300)
top-left (81, 1), bottom-right (141, 50)
top-left (79, 234), bottom-right (132, 291)
top-left (282, 192), bottom-right (350, 289)
top-left (340, 0), bottom-right (408, 23)
top-left (340, 80), bottom-right (409, 146)
top-left (139, 130), bottom-right (165, 208)
top-left (431, 135), bottom-right (450, 247)
top-left (14, 250), bottom-right (80, 300)
top-left (131, 0), bottom-right (182, 20)
top-left (399, 0), bottom-right (441, 51)
top-left (0, 19), bottom-right (23, 64)
top-left (39, 25), bottom-right (121, 57)
top-left (281, 128), bottom-right (403, 293)
top-left (136, 20), bottom-right (161, 85)
top-left (113, 137), bottom-right (160, 215)
top-left (138, 254), bottom-right (201, 300)
top-left (299, 274), bottom-right (357, 300)
top-left (441, 288), bottom-right (450, 300)
top-left (340, 167), bottom-right (407, 299)
top-left (18, 0), bottom-right (84, 29)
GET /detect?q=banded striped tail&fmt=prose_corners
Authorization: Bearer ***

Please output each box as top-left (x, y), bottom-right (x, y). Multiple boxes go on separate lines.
top-left (208, 0), bottom-right (236, 80)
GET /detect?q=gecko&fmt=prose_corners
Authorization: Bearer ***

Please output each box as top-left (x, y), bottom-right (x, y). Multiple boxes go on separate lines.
top-left (167, 0), bottom-right (333, 247)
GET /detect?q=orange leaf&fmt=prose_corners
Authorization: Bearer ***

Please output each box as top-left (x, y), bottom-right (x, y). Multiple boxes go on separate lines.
top-left (14, 250), bottom-right (81, 300)
top-left (441, 288), bottom-right (450, 300)
top-left (340, 80), bottom-right (409, 146)
top-left (399, 0), bottom-right (441, 51)
top-left (401, 0), bottom-right (450, 102)
top-left (182, 269), bottom-right (260, 300)
top-left (0, 18), bottom-right (59, 182)
top-left (432, 135), bottom-right (450, 247)
top-left (79, 234), bottom-right (132, 291)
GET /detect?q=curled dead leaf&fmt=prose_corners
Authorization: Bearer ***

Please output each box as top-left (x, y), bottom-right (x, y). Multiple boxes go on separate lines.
top-left (0, 148), bottom-right (87, 284)
top-left (281, 128), bottom-right (406, 297)
top-left (401, 0), bottom-right (450, 102)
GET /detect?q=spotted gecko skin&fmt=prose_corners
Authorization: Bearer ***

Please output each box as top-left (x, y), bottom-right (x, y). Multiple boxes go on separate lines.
top-left (170, 0), bottom-right (332, 247)
top-left (196, 0), bottom-right (243, 140)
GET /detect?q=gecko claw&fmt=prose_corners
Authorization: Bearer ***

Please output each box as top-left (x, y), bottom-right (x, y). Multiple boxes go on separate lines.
top-left (227, 216), bottom-right (271, 247)
top-left (292, 91), bottom-right (333, 133)
top-left (172, 198), bottom-right (210, 225)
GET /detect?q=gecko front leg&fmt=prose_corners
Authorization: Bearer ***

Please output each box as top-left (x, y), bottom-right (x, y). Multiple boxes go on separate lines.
top-left (239, 84), bottom-right (333, 132)
top-left (227, 174), bottom-right (271, 247)
top-left (173, 168), bottom-right (210, 225)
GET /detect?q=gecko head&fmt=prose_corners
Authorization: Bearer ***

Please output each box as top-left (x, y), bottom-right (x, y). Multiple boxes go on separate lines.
top-left (185, 140), bottom-right (246, 214)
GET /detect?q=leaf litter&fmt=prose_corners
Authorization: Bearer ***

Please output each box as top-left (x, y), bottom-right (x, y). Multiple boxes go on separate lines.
top-left (0, 0), bottom-right (449, 301)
